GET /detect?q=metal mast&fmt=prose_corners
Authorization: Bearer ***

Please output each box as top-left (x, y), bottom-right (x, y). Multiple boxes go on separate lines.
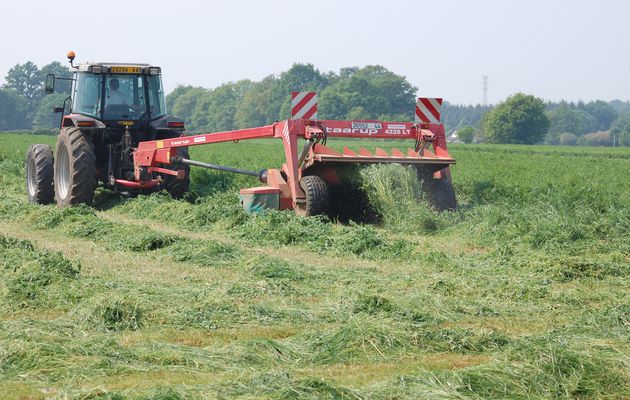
top-left (482, 75), bottom-right (488, 106)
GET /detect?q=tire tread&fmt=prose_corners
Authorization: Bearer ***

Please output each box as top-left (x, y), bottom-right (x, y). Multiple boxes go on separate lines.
top-left (300, 175), bottom-right (329, 216)
top-left (54, 127), bottom-right (97, 206)
top-left (26, 144), bottom-right (54, 204)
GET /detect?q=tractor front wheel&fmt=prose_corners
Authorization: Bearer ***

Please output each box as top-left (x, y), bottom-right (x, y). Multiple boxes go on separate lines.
top-left (54, 127), bottom-right (97, 207)
top-left (26, 144), bottom-right (54, 204)
top-left (296, 175), bottom-right (329, 217)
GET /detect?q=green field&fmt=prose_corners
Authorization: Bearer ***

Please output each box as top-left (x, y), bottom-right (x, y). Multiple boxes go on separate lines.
top-left (0, 132), bottom-right (629, 399)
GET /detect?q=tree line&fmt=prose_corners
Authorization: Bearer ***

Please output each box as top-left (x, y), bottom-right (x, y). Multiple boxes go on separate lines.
top-left (166, 64), bottom-right (417, 132)
top-left (0, 61), bottom-right (72, 131)
top-left (2, 61), bottom-right (630, 146)
top-left (456, 95), bottom-right (630, 146)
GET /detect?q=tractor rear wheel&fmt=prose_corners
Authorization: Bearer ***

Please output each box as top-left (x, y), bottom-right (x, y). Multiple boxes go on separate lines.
top-left (54, 127), bottom-right (97, 207)
top-left (26, 144), bottom-right (54, 204)
top-left (297, 175), bottom-right (329, 216)
top-left (418, 168), bottom-right (457, 211)
top-left (163, 146), bottom-right (190, 199)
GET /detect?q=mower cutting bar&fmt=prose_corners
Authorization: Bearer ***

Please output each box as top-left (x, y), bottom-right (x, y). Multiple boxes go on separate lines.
top-left (312, 155), bottom-right (455, 165)
top-left (308, 144), bottom-right (454, 166)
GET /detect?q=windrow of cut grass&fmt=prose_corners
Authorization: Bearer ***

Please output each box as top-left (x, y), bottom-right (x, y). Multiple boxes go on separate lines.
top-left (0, 132), bottom-right (629, 398)
top-left (0, 235), bottom-right (80, 310)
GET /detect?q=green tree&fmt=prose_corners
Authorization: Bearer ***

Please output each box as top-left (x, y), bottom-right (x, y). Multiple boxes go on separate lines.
top-left (166, 85), bottom-right (195, 112)
top-left (3, 61), bottom-right (45, 126)
top-left (347, 106), bottom-right (369, 120)
top-left (168, 87), bottom-right (208, 126)
top-left (611, 113), bottom-right (630, 146)
top-left (33, 93), bottom-right (67, 129)
top-left (234, 75), bottom-right (279, 128)
top-left (191, 80), bottom-right (253, 132)
top-left (279, 64), bottom-right (329, 92)
top-left (548, 104), bottom-right (597, 135)
top-left (188, 91), bottom-right (212, 130)
top-left (0, 88), bottom-right (29, 130)
top-left (482, 93), bottom-right (550, 144)
top-left (40, 61), bottom-right (72, 94)
top-left (457, 126), bottom-right (475, 144)
top-left (378, 113), bottom-right (408, 122)
top-left (4, 61), bottom-right (42, 101)
top-left (320, 65), bottom-right (416, 120)
top-left (582, 100), bottom-right (618, 131)
top-left (355, 66), bottom-right (415, 118)
top-left (441, 102), bottom-right (492, 133)
top-left (609, 100), bottom-right (630, 115)
top-left (277, 64), bottom-right (329, 119)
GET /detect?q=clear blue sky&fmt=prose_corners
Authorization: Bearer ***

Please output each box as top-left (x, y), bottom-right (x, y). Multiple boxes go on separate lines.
top-left (1, 0), bottom-right (628, 105)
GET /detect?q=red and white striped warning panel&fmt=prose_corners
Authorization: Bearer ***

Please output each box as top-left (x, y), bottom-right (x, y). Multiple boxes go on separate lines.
top-left (415, 98), bottom-right (443, 124)
top-left (291, 92), bottom-right (318, 120)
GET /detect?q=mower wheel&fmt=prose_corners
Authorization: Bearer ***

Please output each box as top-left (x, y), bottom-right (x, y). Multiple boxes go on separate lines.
top-left (418, 169), bottom-right (457, 211)
top-left (54, 127), bottom-right (97, 207)
top-left (26, 144), bottom-right (55, 204)
top-left (298, 175), bottom-right (329, 216)
top-left (163, 146), bottom-right (190, 199)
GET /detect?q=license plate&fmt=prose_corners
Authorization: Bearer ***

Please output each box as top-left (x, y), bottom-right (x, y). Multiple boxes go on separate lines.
top-left (110, 66), bottom-right (142, 74)
top-left (351, 121), bottom-right (382, 130)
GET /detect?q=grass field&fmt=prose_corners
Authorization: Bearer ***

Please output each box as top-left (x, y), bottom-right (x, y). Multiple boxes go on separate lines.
top-left (0, 132), bottom-right (629, 399)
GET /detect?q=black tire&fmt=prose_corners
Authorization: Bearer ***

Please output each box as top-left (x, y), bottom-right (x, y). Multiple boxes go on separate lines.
top-left (417, 168), bottom-right (457, 211)
top-left (25, 144), bottom-right (54, 204)
top-left (54, 127), bottom-right (97, 207)
top-left (163, 146), bottom-right (190, 199)
top-left (297, 175), bottom-right (329, 216)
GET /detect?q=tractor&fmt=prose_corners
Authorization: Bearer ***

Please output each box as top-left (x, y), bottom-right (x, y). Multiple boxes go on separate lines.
top-left (26, 52), bottom-right (189, 206)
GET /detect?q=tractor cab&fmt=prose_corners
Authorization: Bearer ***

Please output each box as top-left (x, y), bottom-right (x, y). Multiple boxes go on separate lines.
top-left (70, 63), bottom-right (166, 125)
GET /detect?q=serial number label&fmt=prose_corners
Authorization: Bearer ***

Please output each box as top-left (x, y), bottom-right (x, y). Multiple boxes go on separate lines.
top-left (351, 121), bottom-right (382, 130)
top-left (110, 66), bottom-right (142, 74)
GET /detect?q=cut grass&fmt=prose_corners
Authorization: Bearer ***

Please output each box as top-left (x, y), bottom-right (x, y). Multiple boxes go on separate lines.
top-left (1, 235), bottom-right (81, 309)
top-left (0, 133), bottom-right (628, 398)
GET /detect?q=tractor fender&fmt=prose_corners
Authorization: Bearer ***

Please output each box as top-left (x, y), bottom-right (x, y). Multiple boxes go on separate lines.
top-left (150, 115), bottom-right (185, 133)
top-left (62, 114), bottom-right (106, 129)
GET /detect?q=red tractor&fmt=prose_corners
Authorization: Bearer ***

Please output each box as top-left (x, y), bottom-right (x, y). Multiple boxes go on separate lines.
top-left (26, 52), bottom-right (189, 206)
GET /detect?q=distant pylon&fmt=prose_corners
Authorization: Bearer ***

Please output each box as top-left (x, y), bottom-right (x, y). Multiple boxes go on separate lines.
top-left (482, 75), bottom-right (488, 106)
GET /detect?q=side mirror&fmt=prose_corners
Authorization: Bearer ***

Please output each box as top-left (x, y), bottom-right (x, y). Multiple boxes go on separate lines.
top-left (45, 74), bottom-right (55, 94)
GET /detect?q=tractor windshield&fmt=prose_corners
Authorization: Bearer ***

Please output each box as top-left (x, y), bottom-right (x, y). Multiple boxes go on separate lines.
top-left (103, 74), bottom-right (146, 120)
top-left (72, 72), bottom-right (167, 121)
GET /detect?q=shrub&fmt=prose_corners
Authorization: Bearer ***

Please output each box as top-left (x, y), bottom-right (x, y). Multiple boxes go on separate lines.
top-left (559, 132), bottom-right (578, 146)
top-left (577, 131), bottom-right (612, 147)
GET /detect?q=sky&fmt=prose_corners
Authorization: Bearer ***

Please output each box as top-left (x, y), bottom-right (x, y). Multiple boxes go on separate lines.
top-left (1, 0), bottom-right (629, 105)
